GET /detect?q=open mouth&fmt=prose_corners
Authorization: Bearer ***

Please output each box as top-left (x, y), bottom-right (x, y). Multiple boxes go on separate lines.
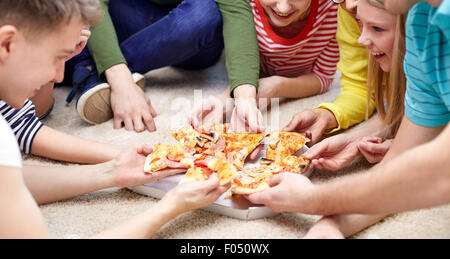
top-left (372, 51), bottom-right (386, 60)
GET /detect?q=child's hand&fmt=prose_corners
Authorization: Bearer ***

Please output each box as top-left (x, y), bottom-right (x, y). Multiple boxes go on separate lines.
top-left (357, 137), bottom-right (392, 164)
top-left (70, 25), bottom-right (91, 59)
top-left (161, 174), bottom-right (230, 214)
top-left (111, 144), bottom-right (186, 188)
top-left (189, 95), bottom-right (228, 129)
top-left (231, 97), bottom-right (265, 133)
top-left (304, 133), bottom-right (361, 171)
top-left (283, 108), bottom-right (337, 145)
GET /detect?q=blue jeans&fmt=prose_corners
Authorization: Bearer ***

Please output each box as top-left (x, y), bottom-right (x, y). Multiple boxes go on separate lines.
top-left (64, 0), bottom-right (224, 84)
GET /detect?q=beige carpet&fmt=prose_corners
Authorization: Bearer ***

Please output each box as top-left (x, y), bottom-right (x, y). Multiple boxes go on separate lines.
top-left (24, 55), bottom-right (450, 239)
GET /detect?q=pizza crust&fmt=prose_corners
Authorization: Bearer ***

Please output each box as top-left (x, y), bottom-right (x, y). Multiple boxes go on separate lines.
top-left (231, 182), bottom-right (270, 195)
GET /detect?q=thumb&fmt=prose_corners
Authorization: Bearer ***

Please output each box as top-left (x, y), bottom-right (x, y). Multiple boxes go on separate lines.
top-left (283, 116), bottom-right (302, 132)
top-left (304, 141), bottom-right (328, 160)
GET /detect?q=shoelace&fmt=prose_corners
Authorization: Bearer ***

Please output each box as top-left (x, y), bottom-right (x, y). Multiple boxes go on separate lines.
top-left (66, 66), bottom-right (99, 104)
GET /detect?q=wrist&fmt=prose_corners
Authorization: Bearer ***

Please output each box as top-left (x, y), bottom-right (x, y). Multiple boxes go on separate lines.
top-left (314, 108), bottom-right (338, 130)
top-left (101, 159), bottom-right (123, 188)
top-left (104, 63), bottom-right (133, 91)
top-left (234, 84), bottom-right (257, 99)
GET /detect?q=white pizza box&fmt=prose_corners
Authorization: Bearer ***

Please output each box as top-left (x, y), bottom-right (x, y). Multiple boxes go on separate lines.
top-left (130, 138), bottom-right (311, 220)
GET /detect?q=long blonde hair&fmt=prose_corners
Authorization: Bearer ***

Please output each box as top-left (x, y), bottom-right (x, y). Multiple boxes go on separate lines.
top-left (365, 0), bottom-right (407, 137)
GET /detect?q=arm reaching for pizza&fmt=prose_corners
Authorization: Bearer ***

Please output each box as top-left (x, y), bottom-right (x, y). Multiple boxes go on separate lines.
top-left (23, 144), bottom-right (186, 205)
top-left (91, 174), bottom-right (229, 239)
top-left (246, 120), bottom-right (450, 216)
top-left (304, 114), bottom-right (392, 171)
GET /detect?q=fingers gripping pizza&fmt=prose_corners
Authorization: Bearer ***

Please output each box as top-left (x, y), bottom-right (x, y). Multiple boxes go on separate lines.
top-left (144, 143), bottom-right (194, 173)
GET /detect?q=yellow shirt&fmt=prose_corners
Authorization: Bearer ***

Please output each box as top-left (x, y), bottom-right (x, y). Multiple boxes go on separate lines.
top-left (316, 5), bottom-right (376, 133)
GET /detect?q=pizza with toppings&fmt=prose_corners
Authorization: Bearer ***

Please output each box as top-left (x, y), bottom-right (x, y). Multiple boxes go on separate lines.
top-left (223, 132), bottom-right (265, 169)
top-left (179, 166), bottom-right (214, 185)
top-left (171, 124), bottom-right (228, 155)
top-left (144, 143), bottom-right (193, 173)
top-left (231, 165), bottom-right (282, 195)
top-left (144, 124), bottom-right (310, 197)
top-left (265, 131), bottom-right (310, 163)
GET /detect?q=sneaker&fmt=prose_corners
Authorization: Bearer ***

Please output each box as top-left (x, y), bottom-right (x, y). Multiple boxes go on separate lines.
top-left (67, 66), bottom-right (146, 125)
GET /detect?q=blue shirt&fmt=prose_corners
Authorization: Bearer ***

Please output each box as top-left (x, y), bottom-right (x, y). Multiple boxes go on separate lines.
top-left (404, 0), bottom-right (450, 127)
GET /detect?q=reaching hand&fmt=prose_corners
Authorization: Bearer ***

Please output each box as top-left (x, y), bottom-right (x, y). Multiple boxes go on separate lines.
top-left (304, 134), bottom-right (361, 171)
top-left (231, 97), bottom-right (265, 133)
top-left (358, 137), bottom-right (392, 164)
top-left (107, 65), bottom-right (158, 132)
top-left (189, 95), bottom-right (228, 129)
top-left (112, 145), bottom-right (185, 188)
top-left (161, 174), bottom-right (230, 214)
top-left (245, 173), bottom-right (317, 213)
top-left (283, 108), bottom-right (338, 145)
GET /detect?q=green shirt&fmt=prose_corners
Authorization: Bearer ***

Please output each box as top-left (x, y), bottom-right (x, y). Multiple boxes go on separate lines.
top-left (87, 0), bottom-right (260, 95)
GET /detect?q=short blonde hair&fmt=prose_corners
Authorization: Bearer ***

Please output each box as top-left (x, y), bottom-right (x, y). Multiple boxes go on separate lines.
top-left (0, 0), bottom-right (103, 37)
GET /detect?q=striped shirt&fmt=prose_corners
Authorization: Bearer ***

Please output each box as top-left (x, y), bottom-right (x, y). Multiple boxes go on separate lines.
top-left (250, 0), bottom-right (339, 93)
top-left (404, 0), bottom-right (450, 127)
top-left (0, 99), bottom-right (43, 154)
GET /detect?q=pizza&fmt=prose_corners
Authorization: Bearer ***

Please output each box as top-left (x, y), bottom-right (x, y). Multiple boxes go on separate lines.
top-left (230, 165), bottom-right (282, 195)
top-left (171, 124), bottom-right (228, 155)
top-left (144, 125), bottom-right (311, 197)
top-left (179, 166), bottom-right (214, 185)
top-left (144, 143), bottom-right (194, 173)
top-left (265, 131), bottom-right (310, 163)
top-left (207, 153), bottom-right (237, 185)
top-left (223, 132), bottom-right (265, 169)
top-left (276, 155), bottom-right (310, 174)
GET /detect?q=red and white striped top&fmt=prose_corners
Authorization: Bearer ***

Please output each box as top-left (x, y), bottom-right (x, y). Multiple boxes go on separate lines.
top-left (251, 0), bottom-right (339, 93)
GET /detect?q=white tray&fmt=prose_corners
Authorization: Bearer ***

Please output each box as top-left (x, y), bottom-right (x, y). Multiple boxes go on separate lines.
top-left (130, 139), bottom-right (311, 220)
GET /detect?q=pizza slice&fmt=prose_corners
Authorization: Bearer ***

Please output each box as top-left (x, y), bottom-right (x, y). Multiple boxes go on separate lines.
top-left (171, 124), bottom-right (228, 155)
top-left (223, 132), bottom-right (265, 169)
top-left (277, 155), bottom-right (310, 174)
top-left (265, 131), bottom-right (310, 163)
top-left (143, 143), bottom-right (194, 173)
top-left (230, 165), bottom-right (282, 195)
top-left (207, 153), bottom-right (237, 185)
top-left (179, 166), bottom-right (214, 185)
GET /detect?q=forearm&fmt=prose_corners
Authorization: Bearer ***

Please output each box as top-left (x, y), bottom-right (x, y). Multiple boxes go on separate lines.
top-left (216, 0), bottom-right (260, 96)
top-left (315, 131), bottom-right (450, 215)
top-left (22, 161), bottom-right (116, 205)
top-left (317, 85), bottom-right (376, 133)
top-left (87, 0), bottom-right (127, 76)
top-left (345, 114), bottom-right (391, 140)
top-left (275, 74), bottom-right (322, 98)
top-left (31, 126), bottom-right (120, 164)
top-left (91, 199), bottom-right (181, 239)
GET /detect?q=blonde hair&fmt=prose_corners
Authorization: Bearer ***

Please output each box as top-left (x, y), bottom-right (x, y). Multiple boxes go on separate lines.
top-left (365, 0), bottom-right (407, 137)
top-left (0, 0), bottom-right (103, 37)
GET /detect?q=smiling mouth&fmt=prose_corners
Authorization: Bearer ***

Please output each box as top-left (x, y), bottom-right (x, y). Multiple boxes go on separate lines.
top-left (372, 51), bottom-right (386, 59)
top-left (271, 8), bottom-right (296, 20)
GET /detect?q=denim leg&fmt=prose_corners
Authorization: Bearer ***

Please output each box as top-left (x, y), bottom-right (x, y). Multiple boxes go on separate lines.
top-left (112, 0), bottom-right (224, 73)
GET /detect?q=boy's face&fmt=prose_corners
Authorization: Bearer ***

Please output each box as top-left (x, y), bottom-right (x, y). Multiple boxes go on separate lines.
top-left (384, 0), bottom-right (442, 14)
top-left (357, 0), bottom-right (397, 72)
top-left (0, 17), bottom-right (83, 109)
top-left (260, 0), bottom-right (312, 28)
